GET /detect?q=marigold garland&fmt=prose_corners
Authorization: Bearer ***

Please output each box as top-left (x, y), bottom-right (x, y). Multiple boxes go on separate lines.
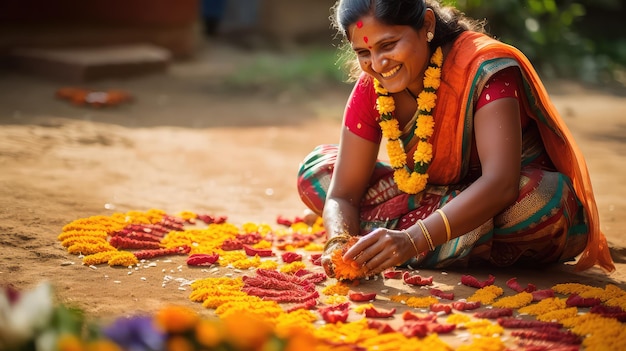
top-left (374, 47), bottom-right (443, 194)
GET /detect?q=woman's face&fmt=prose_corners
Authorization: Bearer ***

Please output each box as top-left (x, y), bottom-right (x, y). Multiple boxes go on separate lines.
top-left (348, 13), bottom-right (432, 94)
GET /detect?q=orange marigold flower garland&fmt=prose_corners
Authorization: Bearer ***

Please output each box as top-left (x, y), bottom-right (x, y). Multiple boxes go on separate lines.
top-left (374, 47), bottom-right (443, 194)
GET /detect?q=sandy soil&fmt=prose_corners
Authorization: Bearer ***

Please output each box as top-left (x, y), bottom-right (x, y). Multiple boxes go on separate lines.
top-left (1, 40), bottom-right (625, 338)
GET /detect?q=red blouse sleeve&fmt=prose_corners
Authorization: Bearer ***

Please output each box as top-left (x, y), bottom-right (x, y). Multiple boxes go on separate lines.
top-left (475, 66), bottom-right (522, 111)
top-left (343, 74), bottom-right (382, 143)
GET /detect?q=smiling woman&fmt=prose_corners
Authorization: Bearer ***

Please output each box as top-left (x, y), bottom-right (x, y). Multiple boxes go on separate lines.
top-left (296, 0), bottom-right (615, 279)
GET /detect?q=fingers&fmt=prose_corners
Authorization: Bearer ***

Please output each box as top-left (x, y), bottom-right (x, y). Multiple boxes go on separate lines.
top-left (361, 250), bottom-right (401, 275)
top-left (343, 228), bottom-right (385, 261)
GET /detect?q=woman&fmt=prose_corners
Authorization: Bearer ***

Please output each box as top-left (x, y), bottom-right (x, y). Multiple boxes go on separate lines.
top-left (297, 0), bottom-right (614, 278)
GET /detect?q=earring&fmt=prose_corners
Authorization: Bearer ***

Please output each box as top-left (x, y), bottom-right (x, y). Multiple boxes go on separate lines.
top-left (427, 31), bottom-right (434, 42)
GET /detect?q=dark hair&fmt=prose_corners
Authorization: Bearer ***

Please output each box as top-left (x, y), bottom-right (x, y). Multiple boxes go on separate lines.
top-left (331, 0), bottom-right (485, 80)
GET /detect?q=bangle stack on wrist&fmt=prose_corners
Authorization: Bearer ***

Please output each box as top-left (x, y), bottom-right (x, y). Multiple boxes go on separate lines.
top-left (417, 219), bottom-right (435, 251)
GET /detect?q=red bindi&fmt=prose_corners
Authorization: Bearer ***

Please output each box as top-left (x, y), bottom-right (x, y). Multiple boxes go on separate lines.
top-left (363, 36), bottom-right (369, 44)
top-left (356, 20), bottom-right (363, 28)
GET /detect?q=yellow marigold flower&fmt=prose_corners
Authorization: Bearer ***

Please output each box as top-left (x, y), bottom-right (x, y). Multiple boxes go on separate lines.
top-left (82, 251), bottom-right (117, 266)
top-left (176, 210), bottom-right (197, 222)
top-left (323, 295), bottom-right (348, 305)
top-left (155, 305), bottom-right (200, 333)
top-left (424, 66), bottom-right (441, 90)
top-left (195, 319), bottom-right (224, 348)
top-left (467, 285), bottom-right (504, 305)
top-left (465, 319), bottom-right (504, 337)
top-left (431, 47), bottom-right (443, 66)
top-left (258, 260), bottom-right (278, 270)
top-left (166, 336), bottom-right (194, 351)
top-left (231, 255), bottom-right (261, 270)
top-left (379, 119), bottom-right (402, 139)
top-left (456, 336), bottom-right (505, 351)
top-left (446, 313), bottom-right (471, 325)
top-left (304, 243), bottom-right (323, 251)
top-left (518, 297), bottom-right (566, 315)
top-left (373, 79), bottom-right (388, 95)
top-left (202, 295), bottom-right (257, 309)
top-left (108, 251), bottom-right (138, 267)
top-left (389, 294), bottom-right (438, 308)
top-left (280, 261), bottom-right (306, 274)
top-left (417, 91), bottom-right (437, 112)
top-left (415, 114), bottom-right (435, 139)
top-left (314, 318), bottom-right (376, 345)
top-left (283, 328), bottom-right (320, 351)
top-left (322, 282), bottom-right (351, 296)
top-left (217, 299), bottom-right (283, 323)
top-left (253, 240), bottom-right (272, 249)
top-left (58, 229), bottom-right (108, 242)
top-left (376, 95), bottom-right (395, 115)
top-left (353, 303), bottom-right (375, 314)
top-left (61, 236), bottom-right (107, 248)
top-left (584, 331), bottom-right (626, 351)
top-left (68, 242), bottom-right (116, 255)
top-left (552, 282), bottom-right (593, 296)
top-left (57, 334), bottom-right (84, 351)
top-left (394, 169), bottom-right (428, 195)
top-left (536, 307), bottom-right (578, 322)
top-left (413, 140), bottom-right (433, 165)
top-left (565, 313), bottom-right (619, 334)
top-left (491, 291), bottom-right (533, 309)
top-left (386, 139), bottom-right (407, 169)
top-left (218, 251), bottom-right (247, 266)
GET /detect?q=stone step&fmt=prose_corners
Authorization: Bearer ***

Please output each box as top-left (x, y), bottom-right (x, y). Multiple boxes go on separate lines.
top-left (10, 44), bottom-right (171, 82)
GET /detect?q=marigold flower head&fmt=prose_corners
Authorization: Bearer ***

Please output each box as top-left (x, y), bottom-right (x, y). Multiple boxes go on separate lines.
top-left (155, 305), bottom-right (200, 334)
top-left (415, 114), bottom-right (435, 139)
top-left (222, 312), bottom-right (274, 349)
top-left (417, 91), bottom-right (437, 112)
top-left (57, 334), bottom-right (83, 351)
top-left (195, 319), bottom-right (224, 348)
top-left (386, 139), bottom-right (407, 169)
top-left (166, 336), bottom-right (194, 351)
top-left (379, 119), bottom-right (401, 139)
top-left (330, 237), bottom-right (369, 281)
top-left (414, 140), bottom-right (433, 165)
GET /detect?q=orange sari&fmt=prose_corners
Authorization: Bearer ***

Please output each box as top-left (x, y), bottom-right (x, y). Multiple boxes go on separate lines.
top-left (425, 31), bottom-right (614, 272)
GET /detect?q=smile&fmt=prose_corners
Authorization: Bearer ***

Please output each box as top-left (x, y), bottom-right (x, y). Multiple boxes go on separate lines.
top-left (381, 64), bottom-right (401, 78)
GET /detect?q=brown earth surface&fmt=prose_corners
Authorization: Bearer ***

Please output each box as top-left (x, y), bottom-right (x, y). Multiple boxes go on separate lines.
top-left (1, 40), bottom-right (625, 347)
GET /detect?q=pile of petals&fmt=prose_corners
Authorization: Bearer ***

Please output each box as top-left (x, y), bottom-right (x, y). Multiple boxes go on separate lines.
top-left (52, 210), bottom-right (626, 351)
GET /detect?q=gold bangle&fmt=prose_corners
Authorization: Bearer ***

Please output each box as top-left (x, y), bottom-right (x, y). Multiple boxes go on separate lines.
top-left (417, 220), bottom-right (435, 251)
top-left (323, 234), bottom-right (351, 252)
top-left (436, 209), bottom-right (451, 242)
top-left (403, 230), bottom-right (419, 255)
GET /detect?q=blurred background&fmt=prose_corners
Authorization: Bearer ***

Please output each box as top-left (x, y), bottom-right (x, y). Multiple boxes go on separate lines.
top-left (0, 0), bottom-right (624, 90)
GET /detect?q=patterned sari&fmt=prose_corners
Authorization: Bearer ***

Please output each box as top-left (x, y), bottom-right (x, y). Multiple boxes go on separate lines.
top-left (297, 32), bottom-right (614, 272)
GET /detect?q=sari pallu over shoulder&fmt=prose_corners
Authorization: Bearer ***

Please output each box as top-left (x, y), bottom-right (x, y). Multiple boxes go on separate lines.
top-left (416, 31), bottom-right (614, 272)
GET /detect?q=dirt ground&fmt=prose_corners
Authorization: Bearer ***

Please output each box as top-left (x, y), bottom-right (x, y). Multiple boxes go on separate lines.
top-left (1, 39), bottom-right (625, 334)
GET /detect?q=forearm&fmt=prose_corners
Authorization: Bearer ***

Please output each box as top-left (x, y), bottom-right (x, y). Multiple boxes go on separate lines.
top-left (322, 197), bottom-right (362, 240)
top-left (407, 176), bottom-right (519, 252)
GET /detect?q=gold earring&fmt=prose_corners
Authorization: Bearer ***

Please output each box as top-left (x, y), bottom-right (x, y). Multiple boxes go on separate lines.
top-left (427, 31), bottom-right (434, 42)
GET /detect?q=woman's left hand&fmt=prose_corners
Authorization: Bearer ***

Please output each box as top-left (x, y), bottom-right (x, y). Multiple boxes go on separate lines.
top-left (342, 228), bottom-right (416, 275)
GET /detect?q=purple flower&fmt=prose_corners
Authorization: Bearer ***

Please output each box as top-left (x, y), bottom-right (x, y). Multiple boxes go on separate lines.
top-left (102, 315), bottom-right (165, 351)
